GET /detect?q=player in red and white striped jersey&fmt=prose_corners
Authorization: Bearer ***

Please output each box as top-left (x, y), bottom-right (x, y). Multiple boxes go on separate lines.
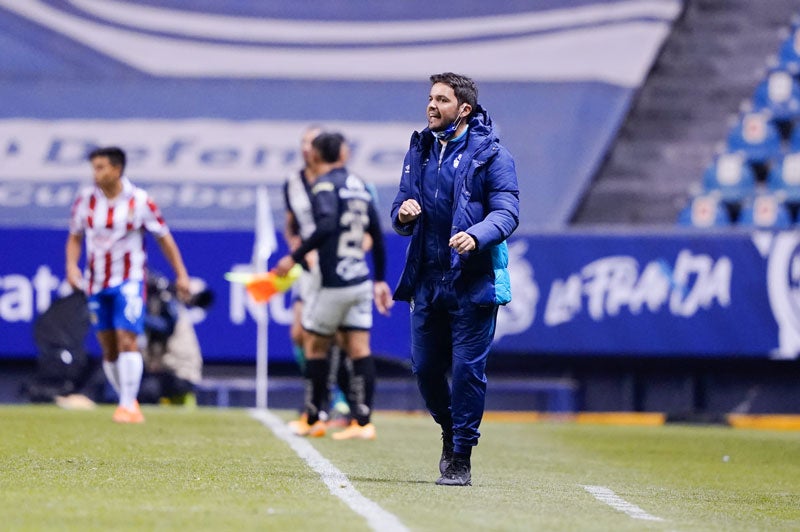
top-left (66, 146), bottom-right (190, 423)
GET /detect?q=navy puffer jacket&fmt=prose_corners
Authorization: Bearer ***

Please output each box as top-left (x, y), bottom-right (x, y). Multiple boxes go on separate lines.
top-left (390, 106), bottom-right (520, 305)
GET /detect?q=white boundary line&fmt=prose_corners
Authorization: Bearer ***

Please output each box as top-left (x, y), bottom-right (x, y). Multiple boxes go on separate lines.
top-left (581, 485), bottom-right (665, 522)
top-left (250, 409), bottom-right (408, 532)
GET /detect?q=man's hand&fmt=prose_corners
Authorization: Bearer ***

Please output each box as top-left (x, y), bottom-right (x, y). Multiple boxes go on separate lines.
top-left (174, 274), bottom-right (191, 302)
top-left (303, 249), bottom-right (318, 271)
top-left (287, 234), bottom-right (302, 253)
top-left (362, 233), bottom-right (374, 252)
top-left (373, 281), bottom-right (394, 316)
top-left (449, 231), bottom-right (477, 254)
top-left (397, 199), bottom-right (422, 224)
top-left (274, 255), bottom-right (296, 277)
top-left (66, 263), bottom-right (84, 292)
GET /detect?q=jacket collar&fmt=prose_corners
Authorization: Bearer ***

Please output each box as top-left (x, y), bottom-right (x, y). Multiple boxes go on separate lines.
top-left (414, 104), bottom-right (495, 157)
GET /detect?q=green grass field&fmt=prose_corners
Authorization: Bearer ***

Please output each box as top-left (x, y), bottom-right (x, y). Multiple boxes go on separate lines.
top-left (1, 405), bottom-right (798, 531)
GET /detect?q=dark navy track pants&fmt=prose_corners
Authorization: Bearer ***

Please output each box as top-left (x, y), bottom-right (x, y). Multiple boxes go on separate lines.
top-left (410, 276), bottom-right (498, 454)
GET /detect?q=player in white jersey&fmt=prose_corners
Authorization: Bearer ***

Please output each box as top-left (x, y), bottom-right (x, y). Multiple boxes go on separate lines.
top-left (284, 126), bottom-right (323, 368)
top-left (66, 146), bottom-right (190, 424)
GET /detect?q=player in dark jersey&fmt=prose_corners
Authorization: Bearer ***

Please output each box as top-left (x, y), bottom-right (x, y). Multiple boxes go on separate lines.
top-left (275, 131), bottom-right (393, 440)
top-left (283, 126), bottom-right (357, 431)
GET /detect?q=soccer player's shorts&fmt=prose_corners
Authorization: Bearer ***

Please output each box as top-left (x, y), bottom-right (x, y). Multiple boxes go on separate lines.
top-left (87, 280), bottom-right (145, 334)
top-left (290, 263), bottom-right (322, 305)
top-left (301, 280), bottom-right (373, 337)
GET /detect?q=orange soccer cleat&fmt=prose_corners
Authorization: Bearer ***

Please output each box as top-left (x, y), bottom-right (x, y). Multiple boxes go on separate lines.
top-left (331, 420), bottom-right (376, 440)
top-left (289, 416), bottom-right (326, 438)
top-left (112, 401), bottom-right (145, 424)
top-left (287, 412), bottom-right (308, 433)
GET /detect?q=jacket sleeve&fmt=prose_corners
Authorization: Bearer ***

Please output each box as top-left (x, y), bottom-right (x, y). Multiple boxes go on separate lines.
top-left (466, 146), bottom-right (520, 249)
top-left (390, 149), bottom-right (416, 236)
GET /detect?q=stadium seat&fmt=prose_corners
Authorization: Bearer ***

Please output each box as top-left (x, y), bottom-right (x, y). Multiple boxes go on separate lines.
top-left (701, 151), bottom-right (757, 204)
top-left (737, 192), bottom-right (793, 229)
top-left (676, 193), bottom-right (732, 228)
top-left (766, 152), bottom-right (800, 203)
top-left (726, 111), bottom-right (783, 180)
top-left (749, 67), bottom-right (800, 139)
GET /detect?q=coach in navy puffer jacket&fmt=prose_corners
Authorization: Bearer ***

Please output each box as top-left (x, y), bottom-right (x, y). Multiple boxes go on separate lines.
top-left (390, 72), bottom-right (519, 486)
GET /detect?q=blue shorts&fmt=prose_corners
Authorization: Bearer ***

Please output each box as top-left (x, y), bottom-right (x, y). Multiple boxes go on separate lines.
top-left (87, 281), bottom-right (145, 334)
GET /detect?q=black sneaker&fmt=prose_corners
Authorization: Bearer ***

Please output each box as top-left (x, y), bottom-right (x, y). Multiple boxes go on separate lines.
top-left (439, 432), bottom-right (454, 475)
top-left (436, 456), bottom-right (471, 486)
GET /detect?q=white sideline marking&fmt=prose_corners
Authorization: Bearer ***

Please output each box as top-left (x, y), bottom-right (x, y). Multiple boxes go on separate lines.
top-left (250, 409), bottom-right (408, 532)
top-left (582, 485), bottom-right (664, 522)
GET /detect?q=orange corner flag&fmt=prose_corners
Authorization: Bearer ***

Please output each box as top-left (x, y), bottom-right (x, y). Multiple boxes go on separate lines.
top-left (224, 264), bottom-right (302, 303)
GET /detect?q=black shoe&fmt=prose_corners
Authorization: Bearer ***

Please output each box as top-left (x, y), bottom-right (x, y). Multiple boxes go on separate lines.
top-left (436, 456), bottom-right (471, 486)
top-left (439, 432), bottom-right (454, 475)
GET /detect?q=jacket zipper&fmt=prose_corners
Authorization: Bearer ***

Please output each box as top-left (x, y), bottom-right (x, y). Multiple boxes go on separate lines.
top-left (436, 140), bottom-right (447, 279)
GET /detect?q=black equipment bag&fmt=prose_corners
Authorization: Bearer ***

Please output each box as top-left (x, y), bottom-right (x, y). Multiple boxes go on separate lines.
top-left (25, 291), bottom-right (91, 401)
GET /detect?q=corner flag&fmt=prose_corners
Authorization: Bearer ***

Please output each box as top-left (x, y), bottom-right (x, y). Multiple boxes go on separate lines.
top-left (253, 185), bottom-right (276, 411)
top-left (253, 185), bottom-right (277, 271)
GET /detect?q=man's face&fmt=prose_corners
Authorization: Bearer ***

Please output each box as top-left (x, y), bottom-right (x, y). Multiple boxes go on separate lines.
top-left (306, 144), bottom-right (324, 174)
top-left (91, 156), bottom-right (122, 188)
top-left (427, 82), bottom-right (461, 132)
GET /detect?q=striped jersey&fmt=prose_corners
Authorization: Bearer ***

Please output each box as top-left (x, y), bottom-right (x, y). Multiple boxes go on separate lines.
top-left (283, 169), bottom-right (316, 240)
top-left (69, 177), bottom-right (169, 295)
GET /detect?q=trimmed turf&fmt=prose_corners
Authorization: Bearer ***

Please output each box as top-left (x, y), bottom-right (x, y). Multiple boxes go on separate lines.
top-left (1, 405), bottom-right (798, 531)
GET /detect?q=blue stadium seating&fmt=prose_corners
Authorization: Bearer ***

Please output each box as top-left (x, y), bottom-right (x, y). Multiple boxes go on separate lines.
top-left (725, 111), bottom-right (783, 175)
top-left (701, 151), bottom-right (757, 204)
top-left (680, 14), bottom-right (800, 228)
top-left (676, 193), bottom-right (732, 228)
top-left (749, 67), bottom-right (800, 139)
top-left (766, 152), bottom-right (800, 203)
top-left (737, 192), bottom-right (793, 229)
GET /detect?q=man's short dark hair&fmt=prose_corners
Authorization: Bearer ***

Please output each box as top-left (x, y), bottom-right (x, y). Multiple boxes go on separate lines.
top-left (430, 72), bottom-right (478, 115)
top-left (312, 132), bottom-right (346, 164)
top-left (88, 146), bottom-right (126, 172)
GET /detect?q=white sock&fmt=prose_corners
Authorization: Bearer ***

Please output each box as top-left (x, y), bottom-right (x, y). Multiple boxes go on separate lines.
top-left (102, 360), bottom-right (120, 395)
top-left (117, 351), bottom-right (144, 409)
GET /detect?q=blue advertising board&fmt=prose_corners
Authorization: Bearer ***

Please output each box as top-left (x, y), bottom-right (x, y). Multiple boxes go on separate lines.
top-left (493, 232), bottom-right (780, 356)
top-left (2, 227), bottom-right (798, 362)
